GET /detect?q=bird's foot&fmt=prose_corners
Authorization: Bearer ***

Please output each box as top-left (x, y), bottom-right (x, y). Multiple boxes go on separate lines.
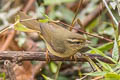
top-left (70, 55), bottom-right (78, 62)
top-left (45, 50), bottom-right (50, 63)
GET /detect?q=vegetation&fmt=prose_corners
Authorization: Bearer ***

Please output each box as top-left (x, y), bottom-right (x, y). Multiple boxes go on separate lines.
top-left (0, 0), bottom-right (120, 80)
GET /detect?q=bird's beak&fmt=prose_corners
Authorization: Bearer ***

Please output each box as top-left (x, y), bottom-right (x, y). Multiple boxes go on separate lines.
top-left (84, 40), bottom-right (91, 47)
top-left (86, 40), bottom-right (91, 44)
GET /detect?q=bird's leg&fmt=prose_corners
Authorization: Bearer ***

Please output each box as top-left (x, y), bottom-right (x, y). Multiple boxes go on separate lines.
top-left (73, 55), bottom-right (78, 62)
top-left (70, 56), bottom-right (73, 60)
top-left (72, 53), bottom-right (83, 62)
top-left (70, 55), bottom-right (78, 62)
top-left (45, 49), bottom-right (50, 63)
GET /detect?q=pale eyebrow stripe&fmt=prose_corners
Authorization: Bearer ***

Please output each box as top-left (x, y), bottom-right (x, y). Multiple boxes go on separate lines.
top-left (67, 39), bottom-right (83, 42)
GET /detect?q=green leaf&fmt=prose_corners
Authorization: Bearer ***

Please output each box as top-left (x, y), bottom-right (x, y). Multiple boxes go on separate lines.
top-left (96, 59), bottom-right (113, 72)
top-left (88, 46), bottom-right (117, 64)
top-left (44, 0), bottom-right (75, 5)
top-left (86, 18), bottom-right (98, 33)
top-left (42, 74), bottom-right (54, 80)
top-left (87, 42), bottom-right (113, 53)
top-left (88, 46), bottom-right (106, 56)
top-left (15, 15), bottom-right (20, 22)
top-left (40, 12), bottom-right (52, 21)
top-left (84, 71), bottom-right (107, 76)
top-left (40, 12), bottom-right (58, 22)
top-left (112, 39), bottom-right (119, 61)
top-left (105, 72), bottom-right (120, 80)
top-left (114, 62), bottom-right (120, 73)
top-left (83, 56), bottom-right (101, 72)
top-left (14, 22), bottom-right (39, 32)
top-left (49, 61), bottom-right (58, 73)
top-left (38, 19), bottom-right (49, 23)
top-left (119, 40), bottom-right (120, 46)
top-left (55, 62), bottom-right (62, 80)
top-left (0, 72), bottom-right (5, 80)
top-left (87, 40), bottom-right (120, 53)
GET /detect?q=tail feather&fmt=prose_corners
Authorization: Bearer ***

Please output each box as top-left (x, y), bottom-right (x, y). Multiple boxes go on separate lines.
top-left (18, 11), bottom-right (41, 31)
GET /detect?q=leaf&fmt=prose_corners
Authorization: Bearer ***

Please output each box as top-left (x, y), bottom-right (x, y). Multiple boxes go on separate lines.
top-left (40, 12), bottom-right (52, 21)
top-left (44, 0), bottom-right (75, 5)
top-left (42, 74), bottom-right (54, 80)
top-left (55, 62), bottom-right (62, 80)
top-left (15, 15), bottom-right (20, 21)
top-left (0, 72), bottom-right (5, 80)
top-left (83, 56), bottom-right (101, 72)
top-left (87, 40), bottom-right (120, 53)
top-left (88, 46), bottom-right (117, 64)
top-left (14, 22), bottom-right (39, 32)
top-left (114, 62), bottom-right (120, 73)
top-left (84, 71), bottom-right (107, 76)
top-left (40, 12), bottom-right (58, 22)
top-left (118, 40), bottom-right (120, 46)
top-left (96, 59), bottom-right (113, 72)
top-left (112, 39), bottom-right (119, 61)
top-left (105, 72), bottom-right (120, 80)
top-left (49, 61), bottom-right (58, 73)
top-left (87, 42), bottom-right (113, 53)
top-left (86, 18), bottom-right (98, 33)
top-left (38, 19), bottom-right (49, 23)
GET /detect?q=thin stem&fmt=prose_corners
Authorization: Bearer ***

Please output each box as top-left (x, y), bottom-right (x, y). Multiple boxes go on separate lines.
top-left (0, 20), bottom-right (19, 34)
top-left (55, 62), bottom-right (62, 80)
top-left (102, 0), bottom-right (118, 26)
top-left (70, 0), bottom-right (83, 30)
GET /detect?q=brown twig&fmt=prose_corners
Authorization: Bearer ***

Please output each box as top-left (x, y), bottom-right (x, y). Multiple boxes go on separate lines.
top-left (0, 51), bottom-right (114, 64)
top-left (119, 22), bottom-right (120, 35)
top-left (0, 30), bottom-right (15, 51)
top-left (66, 0), bottom-right (89, 12)
top-left (77, 29), bottom-right (113, 42)
top-left (70, 0), bottom-right (83, 30)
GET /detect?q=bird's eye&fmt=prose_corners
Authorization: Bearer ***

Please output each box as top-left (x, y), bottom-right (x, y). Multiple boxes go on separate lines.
top-left (66, 38), bottom-right (82, 45)
top-left (75, 41), bottom-right (81, 44)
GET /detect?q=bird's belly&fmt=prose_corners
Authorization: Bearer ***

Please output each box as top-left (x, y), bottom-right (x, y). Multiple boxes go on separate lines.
top-left (40, 35), bottom-right (75, 57)
top-left (46, 42), bottom-right (75, 57)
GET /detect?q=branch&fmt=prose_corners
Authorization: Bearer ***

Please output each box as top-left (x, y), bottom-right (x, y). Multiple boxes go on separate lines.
top-left (0, 51), bottom-right (114, 64)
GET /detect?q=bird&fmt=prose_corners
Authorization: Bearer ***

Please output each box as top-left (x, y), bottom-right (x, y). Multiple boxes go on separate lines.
top-left (18, 12), bottom-right (86, 58)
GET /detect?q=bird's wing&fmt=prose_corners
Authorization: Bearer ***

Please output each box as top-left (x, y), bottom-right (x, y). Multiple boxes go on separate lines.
top-left (40, 23), bottom-right (66, 53)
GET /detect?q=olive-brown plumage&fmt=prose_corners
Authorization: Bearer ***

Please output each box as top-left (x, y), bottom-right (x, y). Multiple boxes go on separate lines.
top-left (18, 12), bottom-right (86, 57)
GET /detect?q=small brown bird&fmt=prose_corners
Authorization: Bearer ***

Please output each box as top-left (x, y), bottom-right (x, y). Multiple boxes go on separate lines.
top-left (18, 12), bottom-right (86, 58)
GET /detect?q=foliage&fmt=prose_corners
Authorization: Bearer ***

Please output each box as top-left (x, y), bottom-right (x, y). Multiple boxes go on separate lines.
top-left (0, 73), bottom-right (5, 80)
top-left (0, 0), bottom-right (120, 80)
